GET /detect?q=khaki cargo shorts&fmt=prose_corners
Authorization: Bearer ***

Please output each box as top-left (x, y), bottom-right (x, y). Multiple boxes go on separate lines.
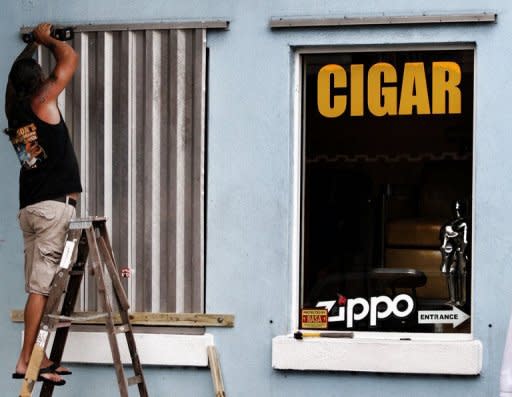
top-left (18, 200), bottom-right (76, 295)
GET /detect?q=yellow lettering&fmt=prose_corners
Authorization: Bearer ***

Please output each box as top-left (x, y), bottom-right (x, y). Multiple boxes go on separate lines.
top-left (350, 64), bottom-right (364, 116)
top-left (317, 64), bottom-right (347, 118)
top-left (399, 62), bottom-right (431, 115)
top-left (368, 63), bottom-right (397, 116)
top-left (316, 60), bottom-right (463, 118)
top-left (432, 61), bottom-right (462, 114)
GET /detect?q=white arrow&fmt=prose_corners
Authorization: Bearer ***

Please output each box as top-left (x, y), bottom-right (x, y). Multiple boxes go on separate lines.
top-left (417, 306), bottom-right (470, 328)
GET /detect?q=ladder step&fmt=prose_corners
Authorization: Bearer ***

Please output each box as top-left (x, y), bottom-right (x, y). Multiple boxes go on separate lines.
top-left (48, 313), bottom-right (108, 322)
top-left (55, 321), bottom-right (72, 329)
top-left (128, 375), bottom-right (143, 386)
top-left (69, 270), bottom-right (85, 276)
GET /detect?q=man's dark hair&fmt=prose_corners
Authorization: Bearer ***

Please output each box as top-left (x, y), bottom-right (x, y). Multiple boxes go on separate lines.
top-left (8, 58), bottom-right (44, 100)
top-left (5, 58), bottom-right (44, 128)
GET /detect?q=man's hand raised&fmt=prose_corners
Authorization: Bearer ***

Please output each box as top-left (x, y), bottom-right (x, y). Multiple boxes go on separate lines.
top-left (32, 23), bottom-right (53, 46)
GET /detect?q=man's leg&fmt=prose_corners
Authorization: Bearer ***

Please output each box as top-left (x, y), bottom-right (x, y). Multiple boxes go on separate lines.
top-left (16, 208), bottom-right (45, 375)
top-left (15, 201), bottom-right (76, 380)
top-left (19, 292), bottom-right (46, 367)
top-left (15, 293), bottom-right (64, 382)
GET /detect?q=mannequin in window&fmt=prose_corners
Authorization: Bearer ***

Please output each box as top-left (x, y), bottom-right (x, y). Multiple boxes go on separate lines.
top-left (440, 200), bottom-right (469, 306)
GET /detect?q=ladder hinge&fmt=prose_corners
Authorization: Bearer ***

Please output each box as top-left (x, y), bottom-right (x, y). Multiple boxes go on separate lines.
top-left (115, 324), bottom-right (131, 333)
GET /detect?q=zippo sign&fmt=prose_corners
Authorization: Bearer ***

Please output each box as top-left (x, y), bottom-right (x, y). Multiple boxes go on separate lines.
top-left (316, 294), bottom-right (415, 329)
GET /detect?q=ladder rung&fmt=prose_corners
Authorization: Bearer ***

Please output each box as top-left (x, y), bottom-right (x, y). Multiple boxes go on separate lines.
top-left (128, 375), bottom-right (143, 386)
top-left (48, 313), bottom-right (109, 322)
top-left (69, 270), bottom-right (85, 276)
top-left (55, 321), bottom-right (72, 329)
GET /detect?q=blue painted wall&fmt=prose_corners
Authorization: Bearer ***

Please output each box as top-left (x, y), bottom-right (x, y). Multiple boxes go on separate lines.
top-left (0, 0), bottom-right (509, 395)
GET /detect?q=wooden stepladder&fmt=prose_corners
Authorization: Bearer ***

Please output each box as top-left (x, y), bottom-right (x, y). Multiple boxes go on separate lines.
top-left (19, 217), bottom-right (148, 397)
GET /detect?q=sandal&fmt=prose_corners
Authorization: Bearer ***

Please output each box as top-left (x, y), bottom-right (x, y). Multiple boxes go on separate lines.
top-left (45, 362), bottom-right (72, 376)
top-left (12, 366), bottom-right (66, 386)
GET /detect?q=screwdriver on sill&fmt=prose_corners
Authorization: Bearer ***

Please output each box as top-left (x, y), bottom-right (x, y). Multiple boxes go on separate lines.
top-left (294, 331), bottom-right (354, 340)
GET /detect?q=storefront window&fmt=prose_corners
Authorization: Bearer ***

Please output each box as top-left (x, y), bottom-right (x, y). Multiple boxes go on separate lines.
top-left (301, 48), bottom-right (473, 334)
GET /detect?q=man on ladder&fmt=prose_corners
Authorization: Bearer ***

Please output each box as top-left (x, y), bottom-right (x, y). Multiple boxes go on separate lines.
top-left (5, 22), bottom-right (82, 387)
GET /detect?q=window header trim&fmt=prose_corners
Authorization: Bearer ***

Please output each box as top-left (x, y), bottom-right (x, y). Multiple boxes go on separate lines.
top-left (270, 13), bottom-right (496, 29)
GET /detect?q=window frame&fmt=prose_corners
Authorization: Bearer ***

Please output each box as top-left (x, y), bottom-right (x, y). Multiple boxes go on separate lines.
top-left (291, 43), bottom-right (477, 342)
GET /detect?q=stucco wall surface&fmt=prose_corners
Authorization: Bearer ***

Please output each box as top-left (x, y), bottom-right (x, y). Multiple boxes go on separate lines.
top-left (0, 0), bottom-right (509, 396)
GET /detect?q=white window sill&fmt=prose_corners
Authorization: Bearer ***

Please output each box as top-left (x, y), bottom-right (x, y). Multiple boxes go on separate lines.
top-left (272, 335), bottom-right (482, 375)
top-left (25, 331), bottom-right (214, 366)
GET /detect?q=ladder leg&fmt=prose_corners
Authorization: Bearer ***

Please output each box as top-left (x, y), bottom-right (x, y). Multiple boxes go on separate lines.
top-left (97, 234), bottom-right (129, 311)
top-left (97, 234), bottom-right (149, 397)
top-left (97, 222), bottom-right (131, 305)
top-left (121, 318), bottom-right (149, 397)
top-left (86, 227), bottom-right (130, 397)
top-left (19, 331), bottom-right (48, 397)
top-left (40, 231), bottom-right (89, 397)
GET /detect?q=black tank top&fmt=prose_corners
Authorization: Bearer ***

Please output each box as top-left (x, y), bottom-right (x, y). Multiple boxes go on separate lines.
top-left (8, 102), bottom-right (82, 209)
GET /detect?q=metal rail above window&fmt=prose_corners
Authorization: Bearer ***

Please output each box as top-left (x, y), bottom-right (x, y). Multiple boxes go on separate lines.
top-left (269, 13), bottom-right (496, 29)
top-left (20, 20), bottom-right (230, 33)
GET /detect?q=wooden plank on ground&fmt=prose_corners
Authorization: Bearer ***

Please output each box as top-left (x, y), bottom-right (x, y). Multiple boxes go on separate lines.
top-left (208, 345), bottom-right (226, 397)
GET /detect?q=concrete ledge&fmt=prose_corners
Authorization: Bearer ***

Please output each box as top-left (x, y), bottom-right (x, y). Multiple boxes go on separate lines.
top-left (272, 335), bottom-right (482, 375)
top-left (41, 332), bottom-right (214, 366)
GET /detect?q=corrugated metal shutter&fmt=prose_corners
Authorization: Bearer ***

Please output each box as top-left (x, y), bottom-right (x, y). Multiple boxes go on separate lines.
top-left (38, 27), bottom-right (206, 313)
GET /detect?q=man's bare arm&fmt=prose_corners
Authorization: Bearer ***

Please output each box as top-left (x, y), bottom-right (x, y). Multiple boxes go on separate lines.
top-left (31, 23), bottom-right (78, 123)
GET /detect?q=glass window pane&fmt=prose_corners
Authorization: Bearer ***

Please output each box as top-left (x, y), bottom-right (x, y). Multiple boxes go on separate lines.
top-left (301, 48), bottom-right (473, 334)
